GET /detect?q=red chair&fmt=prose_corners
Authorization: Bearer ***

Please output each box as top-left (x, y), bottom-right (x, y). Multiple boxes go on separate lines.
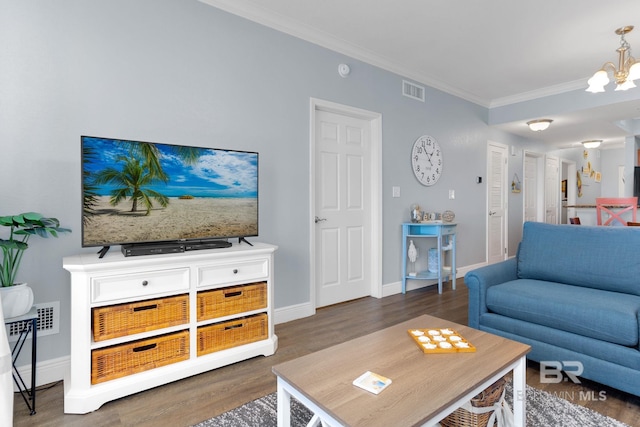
top-left (595, 197), bottom-right (638, 226)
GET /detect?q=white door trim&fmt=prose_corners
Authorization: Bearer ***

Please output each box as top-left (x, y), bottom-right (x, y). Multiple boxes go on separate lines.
top-left (309, 98), bottom-right (382, 311)
top-left (486, 141), bottom-right (508, 264)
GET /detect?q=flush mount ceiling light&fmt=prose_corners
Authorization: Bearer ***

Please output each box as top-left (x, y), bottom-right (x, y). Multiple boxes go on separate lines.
top-left (526, 119), bottom-right (553, 131)
top-left (586, 26), bottom-right (640, 93)
top-left (582, 140), bottom-right (602, 148)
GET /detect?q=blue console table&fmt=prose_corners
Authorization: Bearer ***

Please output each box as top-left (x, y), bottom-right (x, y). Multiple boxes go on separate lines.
top-left (401, 222), bottom-right (457, 294)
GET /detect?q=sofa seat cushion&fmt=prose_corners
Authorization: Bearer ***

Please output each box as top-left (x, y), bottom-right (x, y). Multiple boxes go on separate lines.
top-left (486, 279), bottom-right (640, 346)
top-left (480, 313), bottom-right (640, 371)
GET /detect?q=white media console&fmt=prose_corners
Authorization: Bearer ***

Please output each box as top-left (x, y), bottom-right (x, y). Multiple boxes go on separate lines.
top-left (63, 242), bottom-right (277, 414)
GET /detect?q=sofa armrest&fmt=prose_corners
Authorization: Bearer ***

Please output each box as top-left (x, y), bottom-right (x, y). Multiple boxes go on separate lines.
top-left (464, 258), bottom-right (518, 328)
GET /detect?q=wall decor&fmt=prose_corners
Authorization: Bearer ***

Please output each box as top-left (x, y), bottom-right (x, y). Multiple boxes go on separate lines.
top-left (411, 135), bottom-right (443, 186)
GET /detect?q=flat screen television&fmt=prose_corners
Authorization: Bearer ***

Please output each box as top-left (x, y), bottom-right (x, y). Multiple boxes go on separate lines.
top-left (81, 136), bottom-right (258, 254)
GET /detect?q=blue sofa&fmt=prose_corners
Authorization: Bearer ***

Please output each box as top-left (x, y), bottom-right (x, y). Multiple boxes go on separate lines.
top-left (465, 221), bottom-right (640, 397)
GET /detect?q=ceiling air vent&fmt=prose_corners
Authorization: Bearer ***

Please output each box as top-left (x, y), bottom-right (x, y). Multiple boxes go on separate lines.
top-left (402, 80), bottom-right (425, 102)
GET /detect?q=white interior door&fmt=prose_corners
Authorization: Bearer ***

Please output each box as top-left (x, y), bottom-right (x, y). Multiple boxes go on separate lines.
top-left (545, 156), bottom-right (559, 224)
top-left (523, 154), bottom-right (538, 222)
top-left (487, 142), bottom-right (508, 264)
top-left (314, 109), bottom-right (372, 307)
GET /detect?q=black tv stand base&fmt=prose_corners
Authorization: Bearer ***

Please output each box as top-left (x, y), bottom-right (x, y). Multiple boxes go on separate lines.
top-left (238, 237), bottom-right (253, 246)
top-left (97, 246), bottom-right (111, 258)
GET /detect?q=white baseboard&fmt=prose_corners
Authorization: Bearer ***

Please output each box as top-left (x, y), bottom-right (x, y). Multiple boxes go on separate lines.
top-left (382, 263), bottom-right (481, 297)
top-left (14, 355), bottom-right (68, 391)
top-left (273, 301), bottom-right (315, 325)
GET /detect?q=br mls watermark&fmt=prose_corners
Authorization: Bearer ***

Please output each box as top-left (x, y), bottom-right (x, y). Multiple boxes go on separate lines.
top-left (541, 361), bottom-right (583, 384)
top-left (539, 361), bottom-right (607, 402)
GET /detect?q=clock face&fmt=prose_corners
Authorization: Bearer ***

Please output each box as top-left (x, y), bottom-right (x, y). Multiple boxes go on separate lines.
top-left (411, 135), bottom-right (442, 186)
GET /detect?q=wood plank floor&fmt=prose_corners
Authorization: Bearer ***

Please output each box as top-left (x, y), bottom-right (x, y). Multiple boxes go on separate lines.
top-left (14, 281), bottom-right (640, 426)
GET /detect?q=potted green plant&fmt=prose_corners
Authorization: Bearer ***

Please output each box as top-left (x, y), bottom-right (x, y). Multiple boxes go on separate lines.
top-left (0, 212), bottom-right (70, 318)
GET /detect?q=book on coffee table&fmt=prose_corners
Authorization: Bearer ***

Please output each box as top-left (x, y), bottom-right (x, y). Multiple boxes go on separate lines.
top-left (352, 371), bottom-right (392, 394)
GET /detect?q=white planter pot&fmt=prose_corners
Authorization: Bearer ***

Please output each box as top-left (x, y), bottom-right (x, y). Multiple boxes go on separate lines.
top-left (0, 283), bottom-right (34, 319)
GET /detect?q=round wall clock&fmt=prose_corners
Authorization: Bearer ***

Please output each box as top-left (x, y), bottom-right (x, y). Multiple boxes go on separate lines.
top-left (411, 135), bottom-right (443, 186)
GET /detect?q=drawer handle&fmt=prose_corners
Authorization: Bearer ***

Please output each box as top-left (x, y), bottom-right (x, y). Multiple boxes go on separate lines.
top-left (233, 269), bottom-right (238, 274)
top-left (142, 280), bottom-right (149, 286)
top-left (133, 304), bottom-right (158, 312)
top-left (224, 323), bottom-right (244, 331)
top-left (225, 291), bottom-right (243, 298)
top-left (133, 343), bottom-right (157, 352)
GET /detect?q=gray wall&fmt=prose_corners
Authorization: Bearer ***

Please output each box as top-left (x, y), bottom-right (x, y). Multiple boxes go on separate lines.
top-left (1, 0), bottom-right (629, 370)
top-left (1, 0), bottom-right (499, 365)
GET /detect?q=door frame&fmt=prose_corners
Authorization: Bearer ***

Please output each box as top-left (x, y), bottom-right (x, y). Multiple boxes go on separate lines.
top-left (486, 141), bottom-right (509, 264)
top-left (309, 98), bottom-right (382, 310)
top-left (523, 150), bottom-right (546, 223)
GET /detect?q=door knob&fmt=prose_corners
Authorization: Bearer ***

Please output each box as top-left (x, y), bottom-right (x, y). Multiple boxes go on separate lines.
top-left (315, 216), bottom-right (327, 223)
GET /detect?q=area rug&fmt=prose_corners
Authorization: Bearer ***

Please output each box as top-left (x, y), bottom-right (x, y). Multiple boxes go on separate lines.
top-left (193, 381), bottom-right (630, 427)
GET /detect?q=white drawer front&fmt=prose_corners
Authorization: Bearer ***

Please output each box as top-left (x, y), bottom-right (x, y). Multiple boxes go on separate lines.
top-left (91, 268), bottom-right (190, 303)
top-left (198, 259), bottom-right (268, 288)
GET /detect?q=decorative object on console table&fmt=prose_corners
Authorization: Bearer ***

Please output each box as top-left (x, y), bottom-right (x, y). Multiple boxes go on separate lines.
top-left (0, 212), bottom-right (70, 318)
top-left (442, 210), bottom-right (455, 222)
top-left (410, 204), bottom-right (422, 223)
top-left (427, 248), bottom-right (439, 273)
top-left (407, 240), bottom-right (418, 277)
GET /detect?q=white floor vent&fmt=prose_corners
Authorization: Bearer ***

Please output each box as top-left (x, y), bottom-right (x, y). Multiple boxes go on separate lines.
top-left (402, 80), bottom-right (425, 102)
top-left (6, 301), bottom-right (60, 342)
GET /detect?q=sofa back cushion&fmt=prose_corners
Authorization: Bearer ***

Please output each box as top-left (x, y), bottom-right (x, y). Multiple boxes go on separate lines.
top-left (517, 222), bottom-right (640, 296)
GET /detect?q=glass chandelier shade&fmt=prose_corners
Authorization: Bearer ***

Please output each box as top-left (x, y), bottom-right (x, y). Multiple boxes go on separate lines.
top-left (582, 140), bottom-right (602, 149)
top-left (526, 119), bottom-right (553, 131)
top-left (587, 26), bottom-right (640, 93)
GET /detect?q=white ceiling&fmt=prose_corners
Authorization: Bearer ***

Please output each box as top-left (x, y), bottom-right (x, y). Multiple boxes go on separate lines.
top-left (200, 0), bottom-right (640, 149)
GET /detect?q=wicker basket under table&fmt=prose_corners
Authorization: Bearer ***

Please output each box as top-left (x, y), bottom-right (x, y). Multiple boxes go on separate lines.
top-left (440, 376), bottom-right (507, 427)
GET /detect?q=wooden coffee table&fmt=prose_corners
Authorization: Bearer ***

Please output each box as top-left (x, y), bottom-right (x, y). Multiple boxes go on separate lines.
top-left (272, 314), bottom-right (530, 426)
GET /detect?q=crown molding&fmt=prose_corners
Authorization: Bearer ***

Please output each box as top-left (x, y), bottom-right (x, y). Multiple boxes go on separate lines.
top-left (490, 78), bottom-right (589, 108)
top-left (199, 0), bottom-right (585, 110)
top-left (199, 0), bottom-right (490, 107)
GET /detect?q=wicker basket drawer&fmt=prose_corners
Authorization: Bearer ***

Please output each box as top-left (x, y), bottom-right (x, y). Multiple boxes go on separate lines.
top-left (197, 259), bottom-right (268, 287)
top-left (92, 294), bottom-right (189, 342)
top-left (91, 330), bottom-right (189, 384)
top-left (197, 282), bottom-right (266, 321)
top-left (197, 314), bottom-right (268, 357)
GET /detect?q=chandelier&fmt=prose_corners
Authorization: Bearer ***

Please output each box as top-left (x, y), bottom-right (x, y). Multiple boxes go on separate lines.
top-left (586, 26), bottom-right (640, 93)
